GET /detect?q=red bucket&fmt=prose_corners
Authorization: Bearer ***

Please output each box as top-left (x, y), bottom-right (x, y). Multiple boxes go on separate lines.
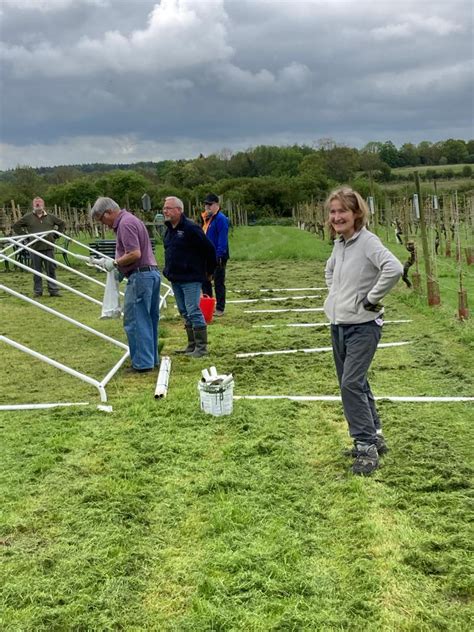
top-left (200, 294), bottom-right (216, 324)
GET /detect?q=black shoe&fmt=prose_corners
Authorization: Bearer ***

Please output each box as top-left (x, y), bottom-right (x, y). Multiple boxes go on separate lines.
top-left (49, 292), bottom-right (61, 297)
top-left (344, 434), bottom-right (388, 458)
top-left (352, 443), bottom-right (379, 476)
top-left (34, 293), bottom-right (43, 297)
top-left (125, 367), bottom-right (153, 374)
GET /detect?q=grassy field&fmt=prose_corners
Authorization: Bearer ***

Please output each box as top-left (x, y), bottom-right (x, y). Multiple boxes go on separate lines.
top-left (381, 178), bottom-right (473, 195)
top-left (391, 164), bottom-right (472, 176)
top-left (1, 226), bottom-right (473, 630)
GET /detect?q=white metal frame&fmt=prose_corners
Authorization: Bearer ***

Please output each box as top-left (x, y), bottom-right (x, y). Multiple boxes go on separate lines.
top-left (0, 231), bottom-right (173, 407)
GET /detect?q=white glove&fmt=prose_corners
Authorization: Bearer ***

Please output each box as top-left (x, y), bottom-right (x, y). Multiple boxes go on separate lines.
top-left (93, 257), bottom-right (116, 271)
top-left (103, 258), bottom-right (116, 272)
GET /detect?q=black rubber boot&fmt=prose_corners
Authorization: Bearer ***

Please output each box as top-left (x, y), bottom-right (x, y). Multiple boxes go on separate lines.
top-left (352, 442), bottom-right (379, 476)
top-left (188, 326), bottom-right (208, 358)
top-left (175, 324), bottom-right (195, 354)
top-left (344, 434), bottom-right (388, 458)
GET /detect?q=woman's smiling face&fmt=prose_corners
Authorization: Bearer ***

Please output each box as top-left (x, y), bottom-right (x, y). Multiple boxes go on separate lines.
top-left (329, 198), bottom-right (356, 240)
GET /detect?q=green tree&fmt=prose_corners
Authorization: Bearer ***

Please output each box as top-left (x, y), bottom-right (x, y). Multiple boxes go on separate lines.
top-left (95, 170), bottom-right (152, 207)
top-left (362, 141), bottom-right (383, 155)
top-left (440, 139), bottom-right (468, 164)
top-left (10, 166), bottom-right (46, 208)
top-left (379, 141), bottom-right (400, 167)
top-left (321, 146), bottom-right (359, 182)
top-left (47, 178), bottom-right (100, 208)
top-left (399, 143), bottom-right (419, 166)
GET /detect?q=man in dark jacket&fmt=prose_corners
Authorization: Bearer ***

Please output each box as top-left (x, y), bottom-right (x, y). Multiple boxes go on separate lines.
top-left (12, 197), bottom-right (66, 297)
top-left (163, 196), bottom-right (216, 358)
top-left (201, 193), bottom-right (229, 316)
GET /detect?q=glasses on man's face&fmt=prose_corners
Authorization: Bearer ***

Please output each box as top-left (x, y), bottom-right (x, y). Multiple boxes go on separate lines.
top-left (163, 206), bottom-right (178, 211)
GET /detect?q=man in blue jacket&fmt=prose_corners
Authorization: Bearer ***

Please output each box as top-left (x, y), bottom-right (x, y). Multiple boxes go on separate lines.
top-left (163, 196), bottom-right (216, 357)
top-left (201, 193), bottom-right (229, 317)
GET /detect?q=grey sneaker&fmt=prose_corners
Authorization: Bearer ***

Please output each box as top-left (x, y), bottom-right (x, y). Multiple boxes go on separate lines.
top-left (352, 443), bottom-right (379, 476)
top-left (344, 434), bottom-right (388, 458)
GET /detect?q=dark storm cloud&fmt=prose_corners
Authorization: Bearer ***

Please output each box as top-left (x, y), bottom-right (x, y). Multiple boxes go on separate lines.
top-left (0, 0), bottom-right (472, 168)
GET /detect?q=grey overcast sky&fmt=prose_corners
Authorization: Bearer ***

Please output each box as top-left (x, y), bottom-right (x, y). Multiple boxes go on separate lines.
top-left (0, 0), bottom-right (472, 169)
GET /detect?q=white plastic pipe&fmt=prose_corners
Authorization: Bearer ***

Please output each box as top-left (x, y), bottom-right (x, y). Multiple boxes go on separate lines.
top-left (0, 402), bottom-right (90, 410)
top-left (230, 287), bottom-right (326, 293)
top-left (253, 320), bottom-right (413, 329)
top-left (0, 285), bottom-right (128, 349)
top-left (244, 307), bottom-right (325, 313)
top-left (154, 356), bottom-right (171, 398)
top-left (227, 295), bottom-right (322, 303)
top-left (233, 395), bottom-right (474, 403)
top-left (236, 341), bottom-right (412, 358)
top-left (0, 335), bottom-right (108, 401)
top-left (2, 236), bottom-right (107, 289)
top-left (0, 253), bottom-right (102, 306)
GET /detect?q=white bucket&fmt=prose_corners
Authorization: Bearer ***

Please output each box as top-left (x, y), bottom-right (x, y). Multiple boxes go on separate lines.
top-left (198, 380), bottom-right (234, 416)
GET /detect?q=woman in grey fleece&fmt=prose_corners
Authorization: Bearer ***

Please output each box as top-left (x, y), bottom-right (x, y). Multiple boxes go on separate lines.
top-left (324, 187), bottom-right (403, 476)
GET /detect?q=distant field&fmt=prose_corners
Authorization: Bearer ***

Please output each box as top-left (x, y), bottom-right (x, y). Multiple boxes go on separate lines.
top-left (392, 163), bottom-right (472, 175)
top-left (381, 177), bottom-right (474, 194)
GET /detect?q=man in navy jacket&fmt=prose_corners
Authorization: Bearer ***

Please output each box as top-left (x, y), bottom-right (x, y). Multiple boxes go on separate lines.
top-left (201, 193), bottom-right (230, 316)
top-left (163, 196), bottom-right (216, 357)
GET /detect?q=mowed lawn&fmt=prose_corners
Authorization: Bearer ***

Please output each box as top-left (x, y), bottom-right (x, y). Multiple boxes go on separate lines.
top-left (1, 226), bottom-right (473, 631)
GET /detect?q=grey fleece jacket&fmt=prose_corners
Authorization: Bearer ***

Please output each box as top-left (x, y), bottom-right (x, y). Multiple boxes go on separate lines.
top-left (324, 227), bottom-right (403, 325)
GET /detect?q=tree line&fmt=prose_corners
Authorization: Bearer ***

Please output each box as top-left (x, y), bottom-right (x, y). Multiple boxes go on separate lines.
top-left (0, 138), bottom-right (472, 218)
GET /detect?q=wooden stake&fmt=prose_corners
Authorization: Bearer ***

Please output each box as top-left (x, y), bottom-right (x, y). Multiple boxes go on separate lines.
top-left (458, 290), bottom-right (469, 320)
top-left (415, 172), bottom-right (440, 306)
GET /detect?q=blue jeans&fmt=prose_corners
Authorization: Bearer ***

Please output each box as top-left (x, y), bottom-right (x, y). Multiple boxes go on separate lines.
top-left (124, 270), bottom-right (161, 369)
top-left (331, 321), bottom-right (382, 444)
top-left (172, 281), bottom-right (206, 328)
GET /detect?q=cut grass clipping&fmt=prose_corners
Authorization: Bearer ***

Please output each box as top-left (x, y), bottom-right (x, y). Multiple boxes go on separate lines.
top-left (1, 225), bottom-right (473, 630)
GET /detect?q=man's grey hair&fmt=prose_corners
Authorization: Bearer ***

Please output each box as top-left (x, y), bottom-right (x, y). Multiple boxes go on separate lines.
top-left (91, 197), bottom-right (120, 219)
top-left (165, 196), bottom-right (184, 211)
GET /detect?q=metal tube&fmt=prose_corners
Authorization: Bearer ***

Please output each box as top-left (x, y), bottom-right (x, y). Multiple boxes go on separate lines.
top-left (2, 237), bottom-right (106, 289)
top-left (0, 253), bottom-right (102, 306)
top-left (100, 350), bottom-right (131, 387)
top-left (0, 335), bottom-right (108, 401)
top-left (0, 284), bottom-right (128, 349)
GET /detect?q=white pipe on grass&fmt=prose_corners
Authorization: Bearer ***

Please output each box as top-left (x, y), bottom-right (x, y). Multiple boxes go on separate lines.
top-left (233, 395), bottom-right (474, 403)
top-left (0, 335), bottom-right (108, 402)
top-left (227, 295), bottom-right (322, 304)
top-left (154, 356), bottom-right (171, 398)
top-left (236, 341), bottom-right (412, 358)
top-left (0, 402), bottom-right (90, 410)
top-left (253, 320), bottom-right (413, 329)
top-left (230, 287), bottom-right (326, 293)
top-left (244, 307), bottom-right (325, 313)
top-left (0, 285), bottom-right (128, 350)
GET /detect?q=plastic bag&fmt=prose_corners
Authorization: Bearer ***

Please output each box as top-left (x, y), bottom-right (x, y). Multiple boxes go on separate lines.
top-left (101, 269), bottom-right (121, 319)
